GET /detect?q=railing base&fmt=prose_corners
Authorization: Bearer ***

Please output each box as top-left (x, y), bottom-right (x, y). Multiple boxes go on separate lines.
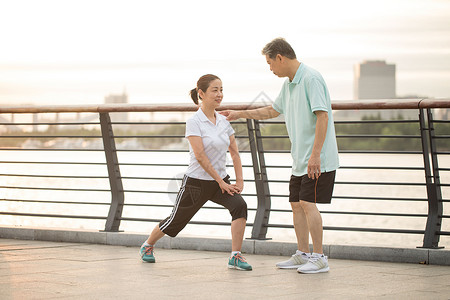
top-left (417, 246), bottom-right (445, 250)
top-left (246, 237), bottom-right (273, 241)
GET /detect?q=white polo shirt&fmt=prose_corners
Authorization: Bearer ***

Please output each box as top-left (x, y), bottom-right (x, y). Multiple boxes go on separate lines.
top-left (185, 108), bottom-right (235, 180)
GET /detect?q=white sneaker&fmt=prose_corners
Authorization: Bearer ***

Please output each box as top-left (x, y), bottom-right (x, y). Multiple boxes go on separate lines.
top-left (276, 252), bottom-right (310, 269)
top-left (297, 254), bottom-right (329, 274)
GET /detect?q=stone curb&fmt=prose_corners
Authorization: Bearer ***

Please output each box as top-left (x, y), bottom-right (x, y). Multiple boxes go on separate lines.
top-left (1, 226), bottom-right (448, 265)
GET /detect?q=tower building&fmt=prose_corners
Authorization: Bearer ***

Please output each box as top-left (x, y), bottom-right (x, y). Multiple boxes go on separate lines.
top-left (354, 60), bottom-right (396, 99)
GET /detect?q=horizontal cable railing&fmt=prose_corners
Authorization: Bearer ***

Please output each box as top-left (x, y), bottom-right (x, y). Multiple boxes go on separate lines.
top-left (0, 99), bottom-right (449, 248)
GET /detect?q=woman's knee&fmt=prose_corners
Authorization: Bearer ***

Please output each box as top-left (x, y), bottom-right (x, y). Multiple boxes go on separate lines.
top-left (230, 198), bottom-right (247, 220)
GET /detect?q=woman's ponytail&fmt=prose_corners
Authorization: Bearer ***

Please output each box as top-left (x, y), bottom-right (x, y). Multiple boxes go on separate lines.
top-left (189, 88), bottom-right (199, 105)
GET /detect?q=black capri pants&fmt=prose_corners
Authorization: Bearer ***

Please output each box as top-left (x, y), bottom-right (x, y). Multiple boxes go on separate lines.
top-left (159, 175), bottom-right (248, 237)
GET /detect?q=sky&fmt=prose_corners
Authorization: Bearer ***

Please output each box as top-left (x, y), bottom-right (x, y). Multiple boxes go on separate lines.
top-left (0, 0), bottom-right (449, 106)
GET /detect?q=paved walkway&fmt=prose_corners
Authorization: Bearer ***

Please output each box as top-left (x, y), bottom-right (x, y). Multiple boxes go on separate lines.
top-left (1, 239), bottom-right (449, 299)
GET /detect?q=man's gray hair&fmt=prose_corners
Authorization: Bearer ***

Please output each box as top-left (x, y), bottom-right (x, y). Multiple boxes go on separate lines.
top-left (262, 38), bottom-right (296, 60)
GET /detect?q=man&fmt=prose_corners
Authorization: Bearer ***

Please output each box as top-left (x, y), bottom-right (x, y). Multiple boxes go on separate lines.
top-left (221, 38), bottom-right (339, 274)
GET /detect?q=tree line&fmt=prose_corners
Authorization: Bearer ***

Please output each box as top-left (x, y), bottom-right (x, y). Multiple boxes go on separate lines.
top-left (2, 116), bottom-right (449, 152)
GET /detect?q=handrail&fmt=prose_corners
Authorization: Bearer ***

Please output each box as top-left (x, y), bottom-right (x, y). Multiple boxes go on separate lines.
top-left (1, 98), bottom-right (449, 114)
top-left (0, 103), bottom-right (263, 114)
top-left (0, 99), bottom-right (448, 249)
top-left (419, 99), bottom-right (450, 109)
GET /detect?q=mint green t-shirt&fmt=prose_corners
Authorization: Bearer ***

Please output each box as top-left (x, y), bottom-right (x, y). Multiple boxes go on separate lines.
top-left (272, 63), bottom-right (340, 176)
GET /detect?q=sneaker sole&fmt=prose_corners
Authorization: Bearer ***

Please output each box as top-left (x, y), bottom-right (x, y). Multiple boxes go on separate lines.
top-left (297, 266), bottom-right (330, 274)
top-left (227, 265), bottom-right (252, 271)
top-left (139, 250), bottom-right (155, 263)
top-left (276, 265), bottom-right (304, 269)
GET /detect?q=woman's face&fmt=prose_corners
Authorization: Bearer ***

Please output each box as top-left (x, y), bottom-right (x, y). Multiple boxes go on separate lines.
top-left (199, 79), bottom-right (223, 108)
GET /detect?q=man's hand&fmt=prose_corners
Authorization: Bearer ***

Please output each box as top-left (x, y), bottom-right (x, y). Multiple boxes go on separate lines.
top-left (307, 154), bottom-right (321, 179)
top-left (219, 110), bottom-right (240, 121)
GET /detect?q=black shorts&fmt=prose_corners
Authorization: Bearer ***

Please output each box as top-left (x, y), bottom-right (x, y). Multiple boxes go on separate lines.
top-left (159, 175), bottom-right (248, 237)
top-left (289, 170), bottom-right (336, 204)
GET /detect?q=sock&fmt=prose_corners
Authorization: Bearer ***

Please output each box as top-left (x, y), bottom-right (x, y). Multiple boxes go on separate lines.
top-left (312, 252), bottom-right (325, 258)
top-left (296, 250), bottom-right (310, 257)
top-left (231, 251), bottom-right (241, 257)
top-left (142, 241), bottom-right (151, 247)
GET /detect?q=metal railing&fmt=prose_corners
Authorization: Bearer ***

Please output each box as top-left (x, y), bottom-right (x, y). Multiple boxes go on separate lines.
top-left (0, 99), bottom-right (448, 249)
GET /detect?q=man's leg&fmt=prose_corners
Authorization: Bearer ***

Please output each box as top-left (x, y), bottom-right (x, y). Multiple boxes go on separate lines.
top-left (276, 202), bottom-right (311, 269)
top-left (290, 202), bottom-right (310, 253)
top-left (299, 200), bottom-right (323, 254)
top-left (296, 200), bottom-right (329, 273)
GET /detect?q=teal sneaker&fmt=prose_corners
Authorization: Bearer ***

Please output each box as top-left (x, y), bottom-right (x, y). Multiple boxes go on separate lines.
top-left (139, 245), bottom-right (155, 263)
top-left (228, 253), bottom-right (252, 271)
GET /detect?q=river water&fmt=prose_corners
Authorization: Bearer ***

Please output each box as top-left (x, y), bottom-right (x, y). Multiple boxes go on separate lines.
top-left (1, 150), bottom-right (449, 248)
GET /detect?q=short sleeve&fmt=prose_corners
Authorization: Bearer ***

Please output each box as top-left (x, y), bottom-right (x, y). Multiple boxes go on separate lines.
top-left (185, 118), bottom-right (201, 138)
top-left (272, 83), bottom-right (286, 114)
top-left (226, 121), bottom-right (235, 136)
top-left (307, 78), bottom-right (328, 113)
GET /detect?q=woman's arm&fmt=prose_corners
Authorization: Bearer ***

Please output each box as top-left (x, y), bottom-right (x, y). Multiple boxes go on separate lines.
top-left (187, 136), bottom-right (239, 195)
top-left (228, 134), bottom-right (243, 193)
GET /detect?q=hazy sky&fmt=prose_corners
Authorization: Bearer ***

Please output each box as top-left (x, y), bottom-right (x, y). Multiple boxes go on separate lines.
top-left (0, 0), bottom-right (449, 105)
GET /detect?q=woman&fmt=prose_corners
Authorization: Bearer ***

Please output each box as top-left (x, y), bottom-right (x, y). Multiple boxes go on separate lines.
top-left (139, 74), bottom-right (252, 271)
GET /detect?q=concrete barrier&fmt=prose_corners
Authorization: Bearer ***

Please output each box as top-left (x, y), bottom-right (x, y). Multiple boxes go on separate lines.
top-left (1, 226), bottom-right (448, 265)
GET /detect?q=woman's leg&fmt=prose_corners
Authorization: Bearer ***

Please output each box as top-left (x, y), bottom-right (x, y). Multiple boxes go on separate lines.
top-left (146, 225), bottom-right (166, 245)
top-left (158, 176), bottom-right (206, 238)
top-left (211, 181), bottom-right (252, 270)
top-left (212, 191), bottom-right (248, 251)
top-left (231, 217), bottom-right (246, 251)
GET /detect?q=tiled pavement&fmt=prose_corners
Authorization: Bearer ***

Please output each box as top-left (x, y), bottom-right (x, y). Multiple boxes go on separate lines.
top-left (1, 239), bottom-right (449, 299)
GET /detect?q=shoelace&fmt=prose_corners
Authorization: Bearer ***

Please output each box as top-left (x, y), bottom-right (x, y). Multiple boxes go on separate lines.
top-left (292, 253), bottom-right (308, 257)
top-left (233, 253), bottom-right (247, 265)
top-left (292, 253), bottom-right (310, 259)
top-left (143, 246), bottom-right (154, 255)
top-left (309, 255), bottom-right (326, 263)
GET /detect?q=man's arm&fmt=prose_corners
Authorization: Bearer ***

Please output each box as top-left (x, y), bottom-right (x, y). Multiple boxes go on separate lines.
top-left (220, 105), bottom-right (280, 121)
top-left (307, 110), bottom-right (328, 179)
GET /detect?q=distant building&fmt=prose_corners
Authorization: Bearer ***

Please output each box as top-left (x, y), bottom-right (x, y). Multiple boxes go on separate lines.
top-left (354, 60), bottom-right (396, 100)
top-left (105, 92), bottom-right (128, 105)
top-left (104, 92), bottom-right (128, 123)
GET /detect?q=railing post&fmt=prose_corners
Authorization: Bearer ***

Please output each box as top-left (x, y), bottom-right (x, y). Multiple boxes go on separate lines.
top-left (247, 119), bottom-right (271, 240)
top-left (419, 108), bottom-right (443, 248)
top-left (100, 112), bottom-right (125, 232)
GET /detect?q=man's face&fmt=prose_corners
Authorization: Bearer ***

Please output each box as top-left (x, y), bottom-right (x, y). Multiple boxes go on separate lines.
top-left (266, 54), bottom-right (284, 78)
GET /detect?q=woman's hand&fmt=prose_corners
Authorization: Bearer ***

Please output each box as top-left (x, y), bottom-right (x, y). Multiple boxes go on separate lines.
top-left (218, 180), bottom-right (240, 195)
top-left (231, 179), bottom-right (244, 194)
